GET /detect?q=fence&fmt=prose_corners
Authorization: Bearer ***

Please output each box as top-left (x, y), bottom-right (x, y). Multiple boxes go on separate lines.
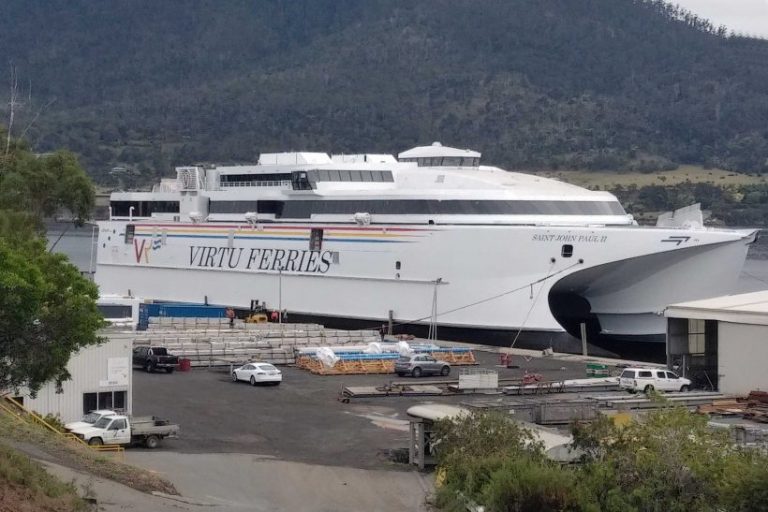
top-left (0, 395), bottom-right (124, 458)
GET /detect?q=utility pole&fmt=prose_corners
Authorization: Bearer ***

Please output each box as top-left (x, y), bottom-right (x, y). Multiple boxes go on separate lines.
top-left (278, 266), bottom-right (283, 324)
top-left (429, 278), bottom-right (443, 341)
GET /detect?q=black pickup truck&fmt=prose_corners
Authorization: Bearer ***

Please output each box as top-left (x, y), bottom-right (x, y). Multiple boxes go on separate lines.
top-left (133, 346), bottom-right (179, 373)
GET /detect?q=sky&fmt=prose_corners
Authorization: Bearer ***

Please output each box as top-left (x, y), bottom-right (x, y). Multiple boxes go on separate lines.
top-left (672, 0), bottom-right (768, 38)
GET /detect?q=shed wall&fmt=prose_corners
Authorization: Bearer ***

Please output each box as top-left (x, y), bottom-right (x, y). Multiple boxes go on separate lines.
top-left (20, 337), bottom-right (133, 423)
top-left (718, 322), bottom-right (768, 395)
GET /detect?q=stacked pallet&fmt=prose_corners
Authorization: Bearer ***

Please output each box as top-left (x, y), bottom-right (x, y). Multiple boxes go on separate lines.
top-left (147, 317), bottom-right (320, 331)
top-left (296, 347), bottom-right (477, 375)
top-left (134, 322), bottom-right (377, 367)
top-left (297, 353), bottom-right (398, 375)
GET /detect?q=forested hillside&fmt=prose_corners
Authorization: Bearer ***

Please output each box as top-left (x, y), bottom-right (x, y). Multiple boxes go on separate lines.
top-left (1, 0), bottom-right (767, 184)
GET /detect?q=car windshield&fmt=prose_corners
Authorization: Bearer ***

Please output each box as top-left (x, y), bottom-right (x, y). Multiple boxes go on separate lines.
top-left (153, 347), bottom-right (168, 355)
top-left (620, 370), bottom-right (635, 378)
top-left (258, 364), bottom-right (277, 371)
top-left (397, 357), bottom-right (411, 362)
top-left (82, 412), bottom-right (100, 423)
top-left (93, 417), bottom-right (113, 429)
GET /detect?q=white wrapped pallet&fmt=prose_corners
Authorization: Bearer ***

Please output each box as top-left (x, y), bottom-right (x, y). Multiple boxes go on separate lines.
top-left (316, 347), bottom-right (339, 368)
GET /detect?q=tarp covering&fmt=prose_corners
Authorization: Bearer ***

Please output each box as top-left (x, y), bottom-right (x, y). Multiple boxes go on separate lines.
top-left (315, 347), bottom-right (340, 368)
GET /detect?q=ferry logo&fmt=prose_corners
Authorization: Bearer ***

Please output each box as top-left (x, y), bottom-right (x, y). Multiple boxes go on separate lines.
top-left (134, 239), bottom-right (148, 263)
top-left (661, 236), bottom-right (691, 246)
top-left (134, 237), bottom-right (162, 263)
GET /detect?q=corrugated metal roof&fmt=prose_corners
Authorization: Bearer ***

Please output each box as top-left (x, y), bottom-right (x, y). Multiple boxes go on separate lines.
top-left (665, 290), bottom-right (768, 325)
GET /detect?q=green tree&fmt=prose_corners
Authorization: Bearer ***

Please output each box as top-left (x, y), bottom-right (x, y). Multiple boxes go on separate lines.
top-left (432, 411), bottom-right (594, 511)
top-left (0, 134), bottom-right (104, 394)
top-left (572, 406), bottom-right (768, 512)
top-left (434, 406), bottom-right (768, 511)
top-left (0, 138), bottom-right (94, 239)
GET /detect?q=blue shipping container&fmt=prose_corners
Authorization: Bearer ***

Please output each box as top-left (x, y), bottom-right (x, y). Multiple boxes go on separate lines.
top-left (138, 303), bottom-right (227, 330)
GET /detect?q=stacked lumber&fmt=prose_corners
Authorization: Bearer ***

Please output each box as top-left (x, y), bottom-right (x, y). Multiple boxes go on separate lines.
top-left (697, 392), bottom-right (768, 423)
top-left (296, 347), bottom-right (477, 376)
top-left (744, 391), bottom-right (768, 423)
top-left (697, 399), bottom-right (746, 416)
top-left (439, 349), bottom-right (477, 365)
top-left (134, 321), bottom-right (377, 367)
top-left (297, 354), bottom-right (397, 375)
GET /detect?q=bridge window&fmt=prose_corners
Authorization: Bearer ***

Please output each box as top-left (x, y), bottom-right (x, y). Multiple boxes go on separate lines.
top-left (125, 225), bottom-right (135, 244)
top-left (111, 201), bottom-right (180, 216)
top-left (220, 173), bottom-right (291, 187)
top-left (310, 228), bottom-right (324, 251)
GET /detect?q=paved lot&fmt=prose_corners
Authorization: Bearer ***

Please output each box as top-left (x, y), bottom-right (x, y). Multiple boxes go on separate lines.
top-left (132, 350), bottom-right (588, 469)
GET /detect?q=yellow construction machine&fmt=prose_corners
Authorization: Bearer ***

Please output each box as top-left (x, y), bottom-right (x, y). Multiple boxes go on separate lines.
top-left (245, 299), bottom-right (268, 323)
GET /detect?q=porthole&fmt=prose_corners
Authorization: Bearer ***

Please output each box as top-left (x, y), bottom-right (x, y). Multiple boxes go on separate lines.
top-left (561, 245), bottom-right (573, 258)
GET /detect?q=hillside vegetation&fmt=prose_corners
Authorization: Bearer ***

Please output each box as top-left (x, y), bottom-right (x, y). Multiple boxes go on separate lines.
top-left (542, 167), bottom-right (768, 226)
top-left (0, 442), bottom-right (88, 512)
top-left (1, 0), bottom-right (767, 184)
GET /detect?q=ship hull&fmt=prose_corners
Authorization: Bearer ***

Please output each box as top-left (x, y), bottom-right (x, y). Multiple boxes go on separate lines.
top-left (96, 220), bottom-right (755, 353)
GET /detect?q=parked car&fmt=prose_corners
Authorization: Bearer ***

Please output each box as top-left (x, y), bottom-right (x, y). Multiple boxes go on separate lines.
top-left (232, 363), bottom-right (282, 385)
top-left (65, 410), bottom-right (117, 432)
top-left (133, 346), bottom-right (179, 373)
top-left (619, 367), bottom-right (691, 393)
top-left (395, 354), bottom-right (450, 378)
top-left (72, 415), bottom-right (179, 449)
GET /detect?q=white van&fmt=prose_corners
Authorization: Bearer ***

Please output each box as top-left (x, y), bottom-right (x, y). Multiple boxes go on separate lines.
top-left (619, 367), bottom-right (691, 393)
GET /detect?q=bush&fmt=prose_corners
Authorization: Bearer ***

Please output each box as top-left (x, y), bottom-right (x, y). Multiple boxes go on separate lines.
top-left (42, 413), bottom-right (67, 433)
top-left (435, 407), bottom-right (768, 512)
top-left (480, 457), bottom-right (592, 512)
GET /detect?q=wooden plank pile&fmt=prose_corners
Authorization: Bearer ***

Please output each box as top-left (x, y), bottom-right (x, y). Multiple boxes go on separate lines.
top-left (744, 391), bottom-right (768, 423)
top-left (697, 392), bottom-right (768, 423)
top-left (296, 348), bottom-right (477, 376)
top-left (297, 354), bottom-right (397, 375)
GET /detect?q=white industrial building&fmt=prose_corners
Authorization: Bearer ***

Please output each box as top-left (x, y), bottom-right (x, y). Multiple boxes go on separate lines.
top-left (665, 290), bottom-right (768, 396)
top-left (12, 333), bottom-right (133, 423)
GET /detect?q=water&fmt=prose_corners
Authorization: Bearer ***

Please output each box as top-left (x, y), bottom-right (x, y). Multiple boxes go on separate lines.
top-left (47, 225), bottom-right (768, 293)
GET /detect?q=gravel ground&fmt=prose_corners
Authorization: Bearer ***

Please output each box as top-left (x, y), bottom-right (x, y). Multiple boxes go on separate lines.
top-left (132, 350), bottom-right (588, 469)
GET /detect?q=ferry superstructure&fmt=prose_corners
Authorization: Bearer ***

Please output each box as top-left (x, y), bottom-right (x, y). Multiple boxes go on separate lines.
top-left (96, 143), bottom-right (756, 351)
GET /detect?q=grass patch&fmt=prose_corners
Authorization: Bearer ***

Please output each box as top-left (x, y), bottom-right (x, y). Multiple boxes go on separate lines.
top-left (0, 410), bottom-right (177, 496)
top-left (535, 165), bottom-right (768, 189)
top-left (0, 441), bottom-right (89, 512)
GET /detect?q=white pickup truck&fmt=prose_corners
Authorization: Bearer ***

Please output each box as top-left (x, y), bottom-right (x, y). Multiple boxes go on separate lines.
top-left (64, 410), bottom-right (117, 432)
top-left (72, 415), bottom-right (179, 448)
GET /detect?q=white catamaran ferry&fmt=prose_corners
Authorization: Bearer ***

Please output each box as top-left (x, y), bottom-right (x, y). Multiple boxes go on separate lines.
top-left (96, 143), bottom-right (756, 352)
